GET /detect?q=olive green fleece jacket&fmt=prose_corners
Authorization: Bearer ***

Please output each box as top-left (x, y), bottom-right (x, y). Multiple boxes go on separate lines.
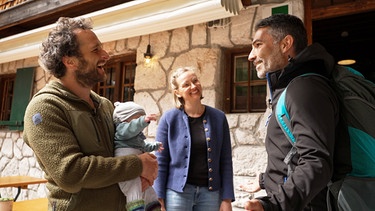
top-left (23, 80), bottom-right (142, 211)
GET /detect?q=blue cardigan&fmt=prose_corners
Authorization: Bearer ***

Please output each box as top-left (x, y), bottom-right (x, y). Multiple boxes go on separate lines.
top-left (153, 105), bottom-right (235, 201)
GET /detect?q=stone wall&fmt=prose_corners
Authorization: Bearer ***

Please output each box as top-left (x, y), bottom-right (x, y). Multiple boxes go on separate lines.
top-left (0, 1), bottom-right (303, 208)
top-left (0, 61), bottom-right (49, 201)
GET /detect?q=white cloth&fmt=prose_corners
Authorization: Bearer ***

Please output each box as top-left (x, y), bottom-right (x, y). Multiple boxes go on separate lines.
top-left (115, 148), bottom-right (158, 203)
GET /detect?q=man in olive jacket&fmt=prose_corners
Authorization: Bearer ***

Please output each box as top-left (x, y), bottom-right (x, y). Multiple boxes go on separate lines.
top-left (23, 17), bottom-right (158, 211)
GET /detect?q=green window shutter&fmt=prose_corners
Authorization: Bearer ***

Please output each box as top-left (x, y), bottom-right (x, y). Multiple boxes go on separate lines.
top-left (0, 67), bottom-right (35, 130)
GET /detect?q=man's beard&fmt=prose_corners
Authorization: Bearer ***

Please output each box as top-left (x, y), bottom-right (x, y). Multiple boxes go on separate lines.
top-left (257, 46), bottom-right (285, 78)
top-left (75, 57), bottom-right (106, 88)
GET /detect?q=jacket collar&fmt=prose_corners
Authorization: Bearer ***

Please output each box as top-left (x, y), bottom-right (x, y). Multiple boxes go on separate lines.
top-left (267, 43), bottom-right (335, 92)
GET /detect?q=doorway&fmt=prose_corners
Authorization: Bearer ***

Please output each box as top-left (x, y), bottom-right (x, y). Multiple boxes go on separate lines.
top-left (312, 11), bottom-right (375, 82)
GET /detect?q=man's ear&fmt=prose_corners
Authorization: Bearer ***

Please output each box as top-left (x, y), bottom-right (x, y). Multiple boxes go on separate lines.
top-left (62, 56), bottom-right (76, 68)
top-left (281, 35), bottom-right (294, 53)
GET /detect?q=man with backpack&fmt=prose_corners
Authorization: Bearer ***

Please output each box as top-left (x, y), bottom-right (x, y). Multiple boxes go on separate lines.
top-left (243, 13), bottom-right (353, 211)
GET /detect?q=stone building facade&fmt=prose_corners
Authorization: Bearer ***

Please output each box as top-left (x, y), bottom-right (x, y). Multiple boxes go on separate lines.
top-left (0, 1), bottom-right (303, 208)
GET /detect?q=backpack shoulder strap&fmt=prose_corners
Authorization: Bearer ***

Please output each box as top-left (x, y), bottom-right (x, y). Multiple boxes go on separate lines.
top-left (275, 73), bottom-right (327, 178)
top-left (275, 87), bottom-right (297, 178)
top-left (275, 87), bottom-right (295, 145)
top-left (275, 72), bottom-right (327, 143)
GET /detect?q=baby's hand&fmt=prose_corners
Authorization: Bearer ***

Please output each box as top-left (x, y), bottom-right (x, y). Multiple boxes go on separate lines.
top-left (157, 142), bottom-right (164, 152)
top-left (140, 176), bottom-right (152, 192)
top-left (145, 114), bottom-right (158, 123)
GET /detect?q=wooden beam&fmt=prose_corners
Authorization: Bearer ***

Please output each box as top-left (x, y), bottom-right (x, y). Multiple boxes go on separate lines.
top-left (311, 0), bottom-right (375, 20)
top-left (304, 0), bottom-right (313, 45)
top-left (0, 0), bottom-right (93, 29)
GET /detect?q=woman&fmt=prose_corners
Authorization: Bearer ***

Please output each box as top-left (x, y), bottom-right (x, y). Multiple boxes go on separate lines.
top-left (153, 67), bottom-right (235, 211)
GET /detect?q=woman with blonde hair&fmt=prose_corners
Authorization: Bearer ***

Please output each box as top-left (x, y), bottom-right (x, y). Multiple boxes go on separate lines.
top-left (153, 67), bottom-right (235, 211)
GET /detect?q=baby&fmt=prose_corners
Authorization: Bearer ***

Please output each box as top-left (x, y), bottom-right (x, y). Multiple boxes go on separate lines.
top-left (113, 101), bottom-right (163, 211)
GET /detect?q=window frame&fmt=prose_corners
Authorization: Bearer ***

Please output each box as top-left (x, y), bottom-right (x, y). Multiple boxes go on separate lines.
top-left (0, 74), bottom-right (16, 122)
top-left (92, 54), bottom-right (137, 103)
top-left (0, 67), bottom-right (35, 130)
top-left (223, 47), bottom-right (267, 113)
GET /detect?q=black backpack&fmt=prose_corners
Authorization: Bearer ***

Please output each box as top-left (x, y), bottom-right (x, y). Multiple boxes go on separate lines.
top-left (275, 65), bottom-right (375, 211)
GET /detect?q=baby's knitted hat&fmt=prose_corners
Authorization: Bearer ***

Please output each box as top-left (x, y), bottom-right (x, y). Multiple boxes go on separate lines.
top-left (113, 101), bottom-right (145, 123)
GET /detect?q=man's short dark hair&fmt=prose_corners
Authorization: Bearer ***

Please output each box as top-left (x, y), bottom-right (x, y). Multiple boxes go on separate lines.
top-left (255, 13), bottom-right (308, 54)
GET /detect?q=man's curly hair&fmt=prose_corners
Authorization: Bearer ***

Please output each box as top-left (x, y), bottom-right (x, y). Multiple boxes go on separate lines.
top-left (39, 17), bottom-right (93, 78)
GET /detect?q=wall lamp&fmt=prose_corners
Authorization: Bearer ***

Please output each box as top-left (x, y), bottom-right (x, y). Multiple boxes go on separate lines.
top-left (144, 35), bottom-right (153, 64)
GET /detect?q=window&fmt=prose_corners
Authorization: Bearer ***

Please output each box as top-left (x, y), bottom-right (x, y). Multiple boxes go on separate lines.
top-left (224, 47), bottom-right (267, 113)
top-left (93, 54), bottom-right (136, 103)
top-left (0, 67), bottom-right (35, 130)
top-left (0, 74), bottom-right (15, 121)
